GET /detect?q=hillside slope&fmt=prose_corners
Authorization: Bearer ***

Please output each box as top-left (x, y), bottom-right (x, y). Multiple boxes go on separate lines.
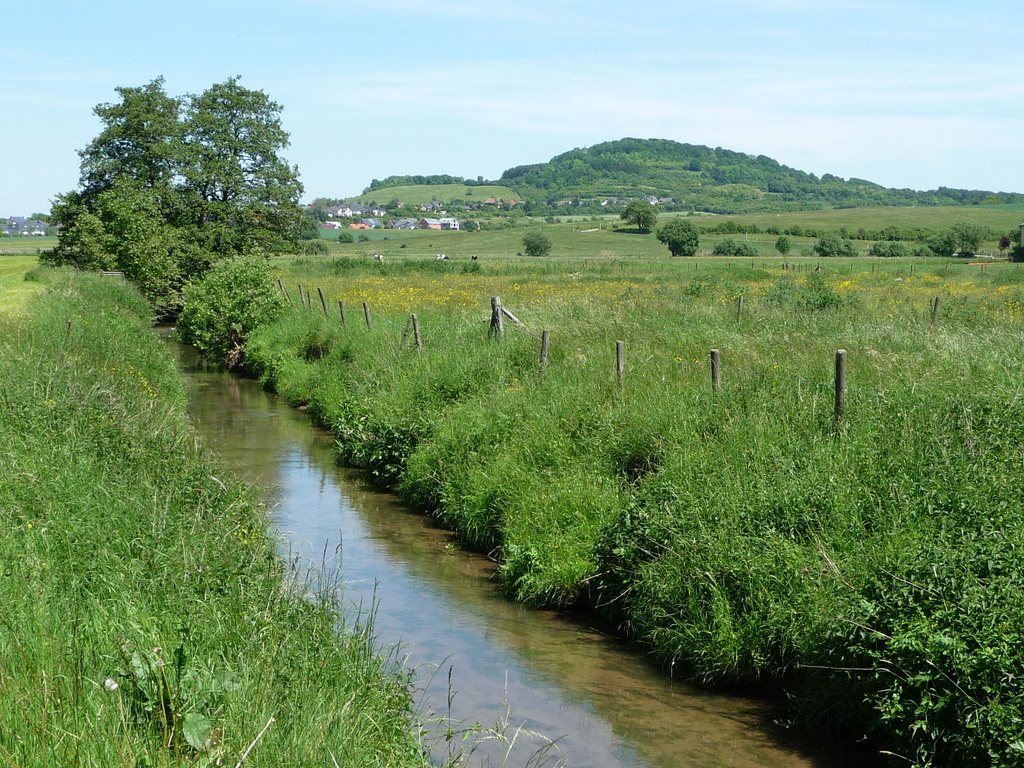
top-left (498, 138), bottom-right (1023, 213)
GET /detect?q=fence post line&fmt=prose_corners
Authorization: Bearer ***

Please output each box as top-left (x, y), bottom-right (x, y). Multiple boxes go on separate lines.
top-left (710, 349), bottom-right (721, 393)
top-left (616, 340), bottom-right (625, 387)
top-left (539, 329), bottom-right (550, 376)
top-left (490, 296), bottom-right (505, 337)
top-left (362, 301), bottom-right (372, 330)
top-left (834, 349), bottom-right (847, 423)
top-left (317, 287), bottom-right (328, 316)
top-left (338, 300), bottom-right (346, 326)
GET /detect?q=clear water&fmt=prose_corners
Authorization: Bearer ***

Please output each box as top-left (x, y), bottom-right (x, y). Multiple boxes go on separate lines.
top-left (175, 345), bottom-right (871, 768)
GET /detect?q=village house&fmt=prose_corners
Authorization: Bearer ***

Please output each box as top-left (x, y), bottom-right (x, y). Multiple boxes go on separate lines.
top-left (3, 217), bottom-right (48, 236)
top-left (439, 217), bottom-right (460, 231)
top-left (387, 217), bottom-right (418, 230)
top-left (417, 218), bottom-right (442, 230)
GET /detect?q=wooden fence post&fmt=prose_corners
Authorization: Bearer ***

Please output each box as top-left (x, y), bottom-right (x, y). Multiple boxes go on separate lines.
top-left (412, 314), bottom-right (422, 349)
top-left (490, 296), bottom-right (505, 337)
top-left (710, 349), bottom-right (721, 393)
top-left (616, 340), bottom-right (625, 387)
top-left (317, 287), bottom-right (328, 316)
top-left (736, 295), bottom-right (744, 323)
top-left (338, 300), bottom-right (346, 326)
top-left (278, 280), bottom-right (293, 306)
top-left (297, 284), bottom-right (304, 309)
top-left (539, 329), bottom-right (550, 377)
top-left (362, 301), bottom-right (371, 330)
top-left (305, 289), bottom-right (313, 311)
top-left (930, 295), bottom-right (941, 329)
top-left (834, 349), bottom-right (847, 423)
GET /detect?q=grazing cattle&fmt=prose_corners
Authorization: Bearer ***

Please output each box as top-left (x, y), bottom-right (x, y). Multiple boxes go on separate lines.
top-left (435, 253), bottom-right (448, 261)
top-left (373, 253), bottom-right (384, 262)
top-left (470, 254), bottom-right (478, 261)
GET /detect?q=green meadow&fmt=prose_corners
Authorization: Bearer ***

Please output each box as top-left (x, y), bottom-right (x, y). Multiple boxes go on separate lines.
top-left (232, 242), bottom-right (1024, 767)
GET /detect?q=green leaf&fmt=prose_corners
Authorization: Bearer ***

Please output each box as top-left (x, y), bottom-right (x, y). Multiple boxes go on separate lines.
top-left (183, 712), bottom-right (214, 752)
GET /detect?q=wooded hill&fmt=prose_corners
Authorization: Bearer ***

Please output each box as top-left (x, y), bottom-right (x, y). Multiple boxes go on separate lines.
top-left (366, 138), bottom-right (1024, 214)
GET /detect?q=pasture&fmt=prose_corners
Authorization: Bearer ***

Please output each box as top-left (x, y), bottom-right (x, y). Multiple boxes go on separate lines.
top-left (251, 244), bottom-right (1024, 765)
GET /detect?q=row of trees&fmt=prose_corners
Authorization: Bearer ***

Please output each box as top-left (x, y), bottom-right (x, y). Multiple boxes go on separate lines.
top-left (43, 77), bottom-right (305, 312)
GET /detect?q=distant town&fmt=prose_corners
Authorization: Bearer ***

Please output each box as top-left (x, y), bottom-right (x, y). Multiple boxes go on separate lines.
top-left (1, 216), bottom-right (52, 237)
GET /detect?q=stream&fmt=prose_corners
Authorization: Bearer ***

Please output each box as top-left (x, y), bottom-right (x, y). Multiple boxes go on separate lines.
top-left (174, 342), bottom-right (868, 768)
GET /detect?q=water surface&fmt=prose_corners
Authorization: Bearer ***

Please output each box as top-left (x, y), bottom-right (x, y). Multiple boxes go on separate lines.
top-left (176, 345), bottom-right (869, 768)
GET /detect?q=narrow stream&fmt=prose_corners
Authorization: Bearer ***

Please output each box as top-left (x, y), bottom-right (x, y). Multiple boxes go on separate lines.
top-left (175, 343), bottom-right (867, 768)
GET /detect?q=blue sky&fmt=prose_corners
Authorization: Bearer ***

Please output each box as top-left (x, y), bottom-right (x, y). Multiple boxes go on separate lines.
top-left (3, 0), bottom-right (1022, 215)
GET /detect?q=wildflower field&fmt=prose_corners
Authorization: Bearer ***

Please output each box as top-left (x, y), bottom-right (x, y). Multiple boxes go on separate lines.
top-left (244, 249), bottom-right (1024, 766)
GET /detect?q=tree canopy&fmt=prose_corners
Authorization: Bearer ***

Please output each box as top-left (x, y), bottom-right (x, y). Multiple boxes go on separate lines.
top-left (44, 77), bottom-right (303, 312)
top-left (656, 219), bottom-right (699, 257)
top-left (620, 200), bottom-right (657, 232)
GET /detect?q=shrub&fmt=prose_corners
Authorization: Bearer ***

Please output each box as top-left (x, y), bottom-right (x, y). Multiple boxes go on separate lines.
top-left (712, 238), bottom-right (758, 258)
top-left (300, 239), bottom-right (331, 256)
top-left (176, 255), bottom-right (286, 365)
top-left (522, 231), bottom-right (552, 258)
top-left (656, 219), bottom-right (699, 257)
top-left (813, 233), bottom-right (857, 258)
top-left (868, 241), bottom-right (910, 258)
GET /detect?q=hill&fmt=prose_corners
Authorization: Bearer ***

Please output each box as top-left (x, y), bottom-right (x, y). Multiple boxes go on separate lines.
top-left (350, 183), bottom-right (518, 207)
top-left (497, 138), bottom-right (1024, 214)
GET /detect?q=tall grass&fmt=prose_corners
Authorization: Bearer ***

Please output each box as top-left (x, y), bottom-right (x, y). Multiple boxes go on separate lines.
top-left (0, 270), bottom-right (426, 767)
top-left (240, 255), bottom-right (1024, 766)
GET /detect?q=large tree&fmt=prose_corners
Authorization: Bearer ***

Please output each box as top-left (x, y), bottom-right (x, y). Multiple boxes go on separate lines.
top-left (76, 77), bottom-right (183, 200)
top-left (656, 219), bottom-right (699, 257)
top-left (180, 77), bottom-right (304, 255)
top-left (44, 77), bottom-right (303, 311)
top-left (620, 200), bottom-right (657, 233)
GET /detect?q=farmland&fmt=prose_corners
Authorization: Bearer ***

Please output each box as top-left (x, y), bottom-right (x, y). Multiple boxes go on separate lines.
top-left (229, 232), bottom-right (1024, 766)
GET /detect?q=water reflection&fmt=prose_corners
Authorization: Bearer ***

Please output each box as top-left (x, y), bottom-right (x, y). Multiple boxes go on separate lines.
top-left (175, 344), bottom-right (871, 768)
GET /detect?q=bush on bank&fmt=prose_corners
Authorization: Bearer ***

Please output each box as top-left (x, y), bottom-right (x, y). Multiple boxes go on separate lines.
top-left (0, 271), bottom-right (425, 767)
top-left (231, 264), bottom-right (1024, 767)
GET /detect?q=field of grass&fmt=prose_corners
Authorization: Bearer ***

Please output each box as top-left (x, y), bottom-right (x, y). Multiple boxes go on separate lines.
top-left (350, 183), bottom-right (519, 206)
top-left (314, 204), bottom-right (1024, 264)
top-left (221, 248), bottom-right (1024, 767)
top-left (663, 202), bottom-right (1024, 235)
top-left (0, 254), bottom-right (45, 314)
top-left (0, 270), bottom-right (427, 767)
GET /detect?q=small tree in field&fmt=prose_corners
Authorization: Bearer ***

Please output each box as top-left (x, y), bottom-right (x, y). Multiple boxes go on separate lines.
top-left (775, 235), bottom-right (791, 256)
top-left (656, 219), bottom-right (699, 257)
top-left (522, 231), bottom-right (552, 257)
top-left (999, 234), bottom-right (1012, 258)
top-left (621, 200), bottom-right (657, 233)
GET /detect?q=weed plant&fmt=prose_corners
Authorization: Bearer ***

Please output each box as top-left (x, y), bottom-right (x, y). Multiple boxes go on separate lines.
top-left (0, 271), bottom-right (426, 767)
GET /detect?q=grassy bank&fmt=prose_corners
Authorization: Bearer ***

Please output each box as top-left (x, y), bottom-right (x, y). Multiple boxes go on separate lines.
top-left (0, 270), bottom-right (426, 767)
top-left (236, 253), bottom-right (1024, 766)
